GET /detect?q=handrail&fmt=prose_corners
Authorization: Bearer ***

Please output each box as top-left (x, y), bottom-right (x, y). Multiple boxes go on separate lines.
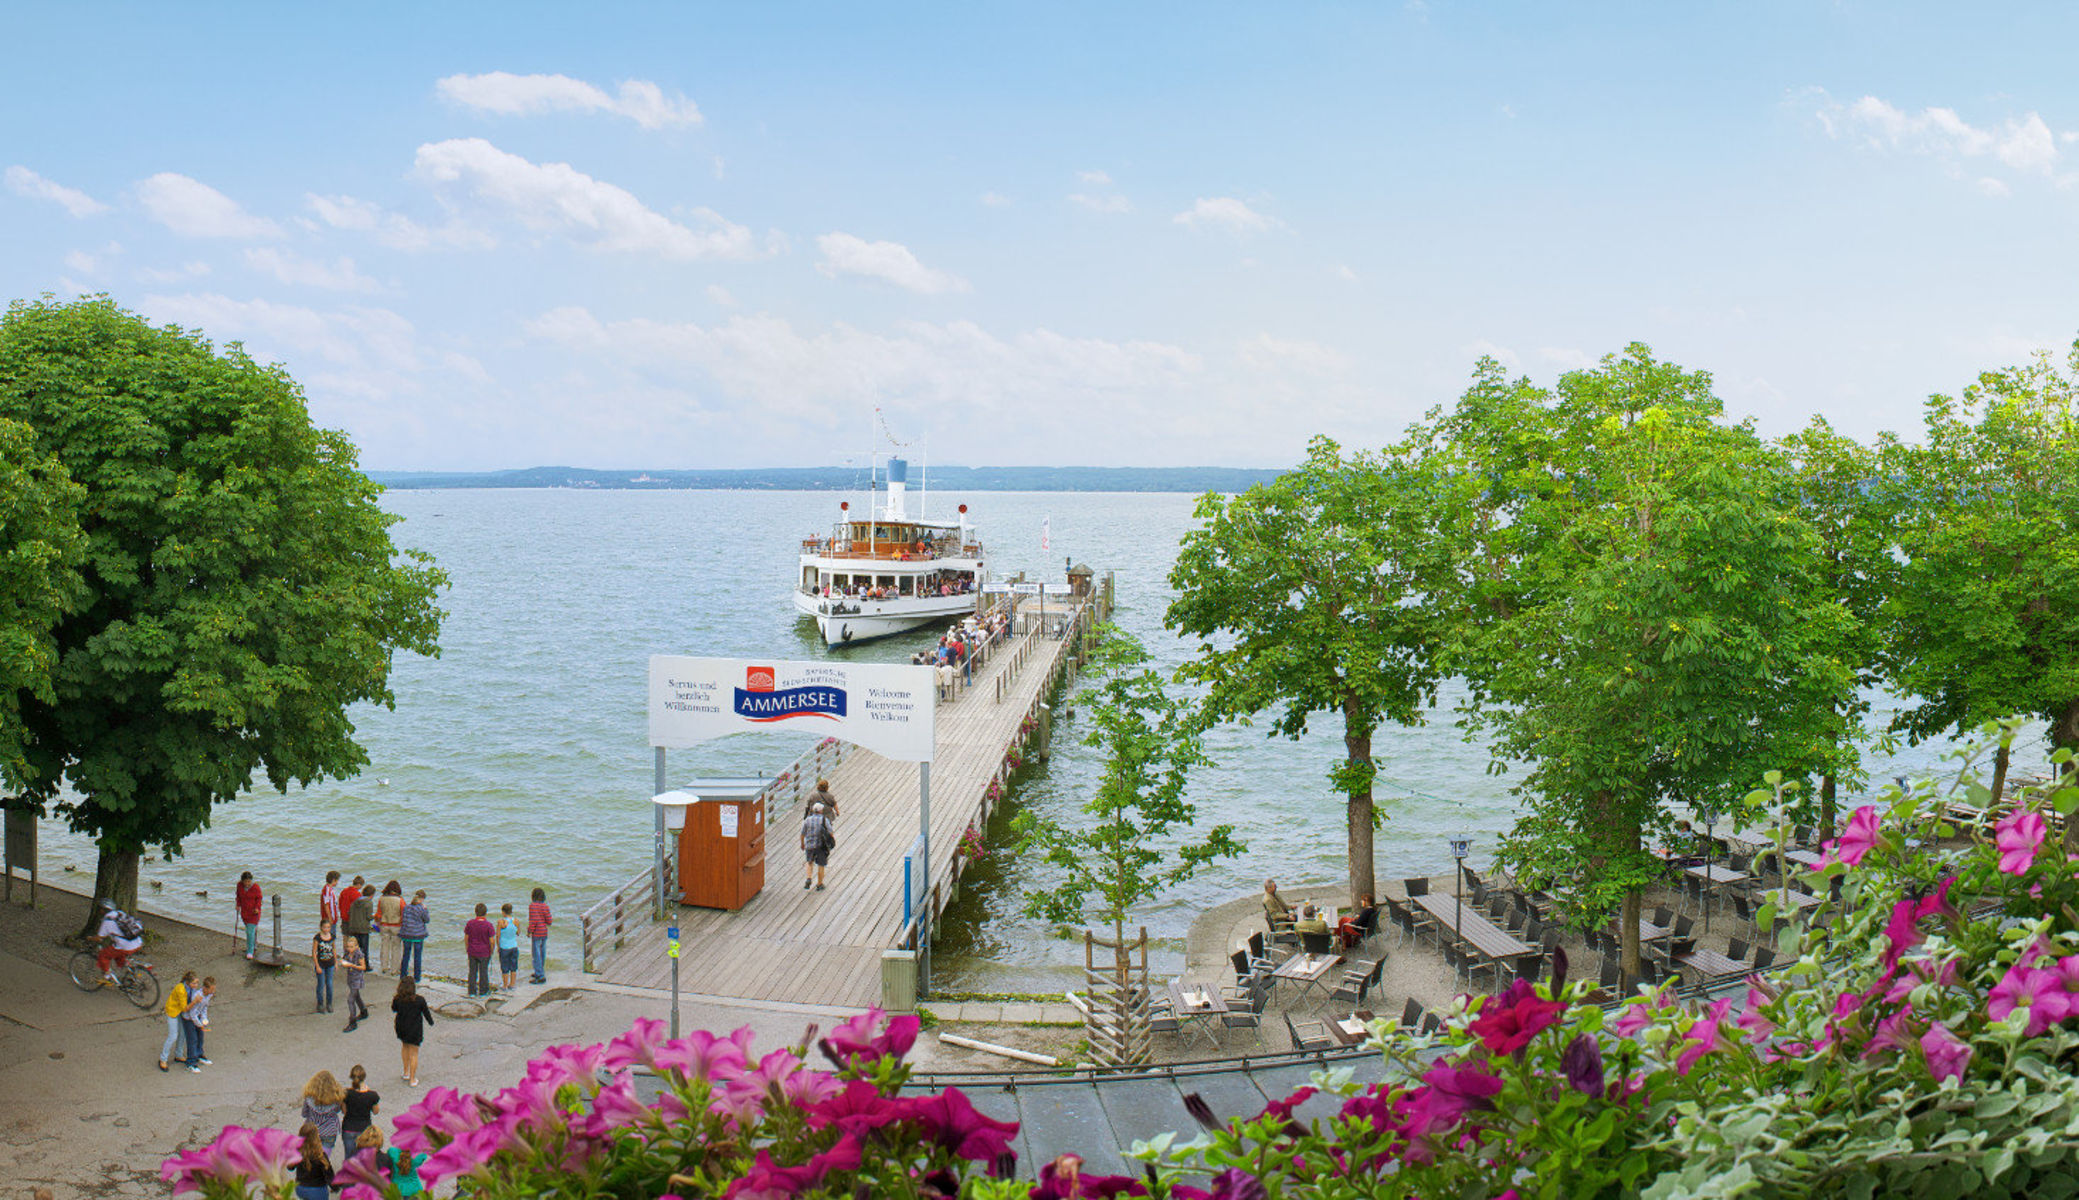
top-left (581, 849), bottom-right (671, 973)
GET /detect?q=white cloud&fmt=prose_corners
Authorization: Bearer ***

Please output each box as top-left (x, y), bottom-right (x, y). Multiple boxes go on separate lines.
top-left (137, 173), bottom-right (283, 239)
top-left (306, 193), bottom-right (493, 252)
top-left (1813, 91), bottom-right (2065, 180)
top-left (1977, 177), bottom-right (2013, 198)
top-left (1238, 334), bottom-right (1349, 374)
top-left (1332, 263), bottom-right (1359, 282)
top-left (980, 191), bottom-right (1012, 207)
top-left (1173, 196), bottom-right (1284, 233)
top-left (814, 233), bottom-right (969, 295)
top-left (706, 284), bottom-right (738, 307)
top-left (1069, 192), bottom-right (1133, 213)
top-left (1077, 169), bottom-right (1113, 185)
top-left (435, 71), bottom-right (703, 129)
top-left (63, 241), bottom-right (121, 275)
top-left (1537, 346), bottom-right (1595, 371)
top-left (413, 138), bottom-right (763, 261)
top-left (244, 247), bottom-right (380, 292)
top-left (6, 166), bottom-right (108, 217)
top-left (136, 260), bottom-right (212, 284)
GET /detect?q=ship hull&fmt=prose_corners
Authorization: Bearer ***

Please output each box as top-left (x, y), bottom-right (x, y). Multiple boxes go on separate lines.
top-left (793, 590), bottom-right (977, 647)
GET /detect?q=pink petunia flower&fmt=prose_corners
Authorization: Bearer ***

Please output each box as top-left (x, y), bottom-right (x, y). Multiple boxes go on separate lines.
top-left (1734, 985), bottom-right (1776, 1046)
top-left (1988, 963), bottom-right (2071, 1036)
top-left (1814, 805), bottom-right (1882, 870)
top-left (1468, 979), bottom-right (1566, 1056)
top-left (160, 1126), bottom-right (300, 1194)
top-left (1862, 1007), bottom-right (1917, 1059)
top-left (1995, 808), bottom-right (2049, 876)
top-left (1884, 955), bottom-right (1961, 1005)
top-left (1610, 992), bottom-right (1671, 1039)
top-left (1921, 1022), bottom-right (1974, 1083)
top-left (1674, 999), bottom-right (1733, 1076)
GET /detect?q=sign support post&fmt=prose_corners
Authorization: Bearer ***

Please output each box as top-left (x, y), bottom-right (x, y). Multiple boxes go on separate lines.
top-left (653, 747), bottom-right (668, 920)
top-left (918, 761), bottom-right (932, 996)
top-left (668, 920), bottom-right (681, 1037)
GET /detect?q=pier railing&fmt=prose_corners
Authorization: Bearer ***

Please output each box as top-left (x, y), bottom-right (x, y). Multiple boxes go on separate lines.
top-left (581, 737), bottom-right (849, 973)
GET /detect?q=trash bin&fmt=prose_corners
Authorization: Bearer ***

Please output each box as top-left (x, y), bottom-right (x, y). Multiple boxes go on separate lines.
top-left (881, 949), bottom-right (917, 1012)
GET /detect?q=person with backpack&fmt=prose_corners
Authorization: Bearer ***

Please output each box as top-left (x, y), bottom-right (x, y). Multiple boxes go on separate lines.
top-left (801, 802), bottom-right (835, 892)
top-left (311, 917), bottom-right (338, 1014)
top-left (93, 899), bottom-right (144, 981)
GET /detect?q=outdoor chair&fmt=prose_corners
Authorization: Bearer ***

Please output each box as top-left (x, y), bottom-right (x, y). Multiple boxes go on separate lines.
top-left (1404, 876), bottom-right (1429, 899)
top-left (1461, 866), bottom-right (1484, 892)
top-left (1541, 927), bottom-right (1563, 955)
top-left (1267, 912), bottom-right (1299, 947)
top-left (1673, 915), bottom-right (1695, 940)
top-left (1327, 969), bottom-right (1367, 1009)
top-left (1287, 1013), bottom-right (1335, 1053)
top-left (1681, 875), bottom-right (1708, 915)
top-left (1652, 905), bottom-right (1674, 929)
top-left (1730, 894), bottom-right (1755, 932)
top-left (1301, 930), bottom-right (1335, 957)
top-left (1222, 984), bottom-right (1268, 1039)
top-left (1400, 997), bottom-right (1424, 1029)
top-left (1381, 897), bottom-right (1415, 946)
top-left (1486, 895), bottom-right (1507, 920)
top-left (1599, 958), bottom-right (1621, 990)
top-left (1729, 852), bottom-right (1752, 874)
top-left (1515, 956), bottom-right (1545, 987)
top-left (1149, 1010), bottom-right (1182, 1039)
top-left (1469, 880), bottom-right (1490, 908)
top-left (1523, 916), bottom-right (1544, 944)
top-left (1727, 937), bottom-right (1751, 962)
top-left (1752, 947), bottom-right (1777, 971)
top-left (1421, 1012), bottom-right (1444, 1036)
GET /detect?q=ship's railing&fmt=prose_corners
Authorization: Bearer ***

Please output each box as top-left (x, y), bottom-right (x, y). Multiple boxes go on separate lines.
top-left (799, 539), bottom-right (984, 562)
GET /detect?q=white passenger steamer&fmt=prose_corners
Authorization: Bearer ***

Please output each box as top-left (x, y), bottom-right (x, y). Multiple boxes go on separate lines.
top-left (793, 456), bottom-right (984, 647)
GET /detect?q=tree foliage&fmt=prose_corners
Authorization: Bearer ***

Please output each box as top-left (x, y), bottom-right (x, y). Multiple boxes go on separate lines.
top-left (0, 295), bottom-right (446, 925)
top-left (1411, 347), bottom-right (1853, 973)
top-left (1010, 625), bottom-right (1240, 944)
top-left (1881, 340), bottom-right (2079, 827)
top-left (1166, 436), bottom-right (1441, 906)
top-left (0, 415), bottom-right (86, 781)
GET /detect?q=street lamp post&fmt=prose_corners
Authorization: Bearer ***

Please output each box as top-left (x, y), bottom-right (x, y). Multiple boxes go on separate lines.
top-left (652, 791), bottom-right (696, 1037)
top-left (1698, 804), bottom-right (1719, 934)
top-left (1449, 835), bottom-right (1472, 971)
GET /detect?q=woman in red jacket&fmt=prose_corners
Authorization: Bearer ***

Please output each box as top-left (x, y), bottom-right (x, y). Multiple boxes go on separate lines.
top-left (236, 871), bottom-right (264, 960)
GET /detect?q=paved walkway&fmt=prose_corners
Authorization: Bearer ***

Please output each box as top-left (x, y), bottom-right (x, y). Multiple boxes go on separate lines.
top-left (600, 606), bottom-right (1089, 1006)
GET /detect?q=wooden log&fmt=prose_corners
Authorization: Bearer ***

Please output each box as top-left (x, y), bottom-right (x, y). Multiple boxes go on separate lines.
top-left (938, 1033), bottom-right (1063, 1067)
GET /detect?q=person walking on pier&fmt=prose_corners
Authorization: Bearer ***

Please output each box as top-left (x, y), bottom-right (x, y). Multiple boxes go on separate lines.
top-left (810, 779), bottom-right (839, 824)
top-left (802, 802), bottom-right (835, 892)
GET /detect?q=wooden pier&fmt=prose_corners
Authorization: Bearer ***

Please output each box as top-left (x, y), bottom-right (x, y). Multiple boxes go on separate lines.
top-left (594, 588), bottom-right (1105, 1008)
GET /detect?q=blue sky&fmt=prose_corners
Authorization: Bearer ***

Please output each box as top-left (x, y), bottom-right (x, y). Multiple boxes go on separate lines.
top-left (5, 3), bottom-right (2077, 469)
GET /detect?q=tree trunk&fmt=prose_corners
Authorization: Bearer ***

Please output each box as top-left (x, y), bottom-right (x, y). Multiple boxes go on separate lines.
top-left (80, 844), bottom-right (139, 939)
top-left (1345, 727), bottom-right (1375, 910)
top-left (2055, 697), bottom-right (2079, 853)
top-left (1990, 741), bottom-right (2012, 813)
top-left (1819, 774), bottom-right (1837, 842)
top-left (1620, 890), bottom-right (1643, 989)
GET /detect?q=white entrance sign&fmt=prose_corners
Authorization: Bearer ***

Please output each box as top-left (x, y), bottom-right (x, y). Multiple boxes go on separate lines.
top-left (649, 656), bottom-right (936, 763)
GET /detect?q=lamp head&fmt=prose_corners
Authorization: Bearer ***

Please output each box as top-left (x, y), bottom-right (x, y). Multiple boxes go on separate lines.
top-left (1448, 835), bottom-right (1472, 860)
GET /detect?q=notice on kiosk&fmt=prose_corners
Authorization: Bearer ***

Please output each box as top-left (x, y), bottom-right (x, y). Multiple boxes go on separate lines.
top-left (648, 656), bottom-right (936, 763)
top-left (719, 805), bottom-right (738, 839)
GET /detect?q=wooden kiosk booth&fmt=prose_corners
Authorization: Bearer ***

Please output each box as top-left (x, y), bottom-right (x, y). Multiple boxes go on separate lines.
top-left (656, 779), bottom-right (768, 911)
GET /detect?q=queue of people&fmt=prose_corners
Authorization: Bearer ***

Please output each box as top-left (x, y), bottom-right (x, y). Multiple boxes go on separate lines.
top-left (300, 872), bottom-right (553, 1013)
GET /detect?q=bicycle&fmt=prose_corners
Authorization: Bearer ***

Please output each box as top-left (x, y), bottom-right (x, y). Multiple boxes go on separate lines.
top-left (68, 949), bottom-right (162, 1010)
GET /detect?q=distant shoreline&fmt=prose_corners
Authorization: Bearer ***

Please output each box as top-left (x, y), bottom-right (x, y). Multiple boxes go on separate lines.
top-left (367, 465), bottom-right (1285, 493)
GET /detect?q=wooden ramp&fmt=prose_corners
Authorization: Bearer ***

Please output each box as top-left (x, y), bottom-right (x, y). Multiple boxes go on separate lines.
top-left (599, 600), bottom-right (1092, 1008)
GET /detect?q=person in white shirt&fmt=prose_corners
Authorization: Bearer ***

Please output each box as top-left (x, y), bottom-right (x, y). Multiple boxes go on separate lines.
top-left (95, 899), bottom-right (143, 981)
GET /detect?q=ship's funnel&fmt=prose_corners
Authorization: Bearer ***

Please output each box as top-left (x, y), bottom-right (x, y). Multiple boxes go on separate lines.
top-left (885, 457), bottom-right (908, 520)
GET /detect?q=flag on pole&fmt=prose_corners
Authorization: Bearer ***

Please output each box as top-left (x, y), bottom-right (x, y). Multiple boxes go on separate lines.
top-left (1041, 515), bottom-right (1051, 552)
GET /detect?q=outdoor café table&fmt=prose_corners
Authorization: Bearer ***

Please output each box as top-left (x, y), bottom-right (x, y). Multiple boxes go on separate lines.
top-left (1758, 887), bottom-right (1823, 912)
top-left (1685, 864), bottom-right (1749, 888)
top-left (1784, 849), bottom-right (1827, 871)
top-left (1327, 1010), bottom-right (1377, 1047)
top-left (1625, 917), bottom-right (1670, 943)
top-left (1413, 892), bottom-right (1536, 967)
top-left (1675, 947), bottom-right (1750, 985)
top-left (1166, 979), bottom-right (1228, 1048)
top-left (1271, 951), bottom-right (1344, 1005)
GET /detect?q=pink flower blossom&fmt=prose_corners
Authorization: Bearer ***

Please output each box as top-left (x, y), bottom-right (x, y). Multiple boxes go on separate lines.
top-left (1610, 992), bottom-right (1670, 1038)
top-left (1814, 805), bottom-right (1881, 870)
top-left (1995, 808), bottom-right (2049, 876)
top-left (1468, 979), bottom-right (1566, 1056)
top-left (160, 1126), bottom-right (299, 1194)
top-left (899, 1087), bottom-right (1021, 1169)
top-left (822, 1008), bottom-right (923, 1071)
top-left (1734, 985), bottom-right (1776, 1046)
top-left (1921, 1022), bottom-right (1974, 1083)
top-left (655, 1027), bottom-right (758, 1082)
top-left (1990, 963), bottom-right (2070, 1036)
top-left (1863, 1008), bottom-right (1917, 1059)
top-left (1674, 999), bottom-right (1732, 1075)
top-left (1397, 1060), bottom-right (1503, 1143)
top-left (1884, 955), bottom-right (1961, 1005)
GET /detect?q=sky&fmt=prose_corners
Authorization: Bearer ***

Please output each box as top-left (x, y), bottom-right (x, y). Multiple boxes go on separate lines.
top-left (5, 3), bottom-right (2078, 470)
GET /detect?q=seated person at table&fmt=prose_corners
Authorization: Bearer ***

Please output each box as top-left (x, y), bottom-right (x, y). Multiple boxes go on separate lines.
top-left (1337, 894), bottom-right (1376, 950)
top-left (1293, 903), bottom-right (1331, 937)
top-left (1261, 879), bottom-right (1292, 925)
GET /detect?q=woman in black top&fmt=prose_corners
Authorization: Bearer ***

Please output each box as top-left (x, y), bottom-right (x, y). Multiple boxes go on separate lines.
top-left (392, 977), bottom-right (434, 1087)
top-left (291, 1121), bottom-right (332, 1200)
top-left (339, 1063), bottom-right (380, 1150)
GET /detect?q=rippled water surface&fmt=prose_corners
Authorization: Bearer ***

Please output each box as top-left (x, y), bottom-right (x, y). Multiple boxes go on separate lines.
top-left (29, 489), bottom-right (2032, 991)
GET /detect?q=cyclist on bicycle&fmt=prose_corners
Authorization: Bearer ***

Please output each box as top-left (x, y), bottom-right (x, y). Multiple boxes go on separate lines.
top-left (95, 898), bottom-right (144, 983)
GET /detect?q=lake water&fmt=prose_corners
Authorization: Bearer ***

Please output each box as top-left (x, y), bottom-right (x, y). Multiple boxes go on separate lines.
top-left (28, 489), bottom-right (2042, 993)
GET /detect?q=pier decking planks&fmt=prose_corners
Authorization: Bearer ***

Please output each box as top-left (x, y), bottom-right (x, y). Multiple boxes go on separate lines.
top-left (598, 604), bottom-right (1087, 1007)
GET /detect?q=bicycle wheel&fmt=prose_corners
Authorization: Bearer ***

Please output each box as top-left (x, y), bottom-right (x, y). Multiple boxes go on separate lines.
top-left (122, 965), bottom-right (161, 1010)
top-left (67, 950), bottom-right (104, 992)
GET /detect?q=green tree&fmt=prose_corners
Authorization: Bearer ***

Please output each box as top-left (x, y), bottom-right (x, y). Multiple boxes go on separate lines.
top-left (0, 416), bottom-right (86, 781)
top-left (1776, 417), bottom-right (1892, 837)
top-left (1416, 347), bottom-right (1852, 980)
top-left (1882, 339), bottom-right (2079, 832)
top-left (0, 296), bottom-right (446, 933)
top-left (1166, 437), bottom-right (1441, 907)
top-left (1011, 627), bottom-right (1240, 1062)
